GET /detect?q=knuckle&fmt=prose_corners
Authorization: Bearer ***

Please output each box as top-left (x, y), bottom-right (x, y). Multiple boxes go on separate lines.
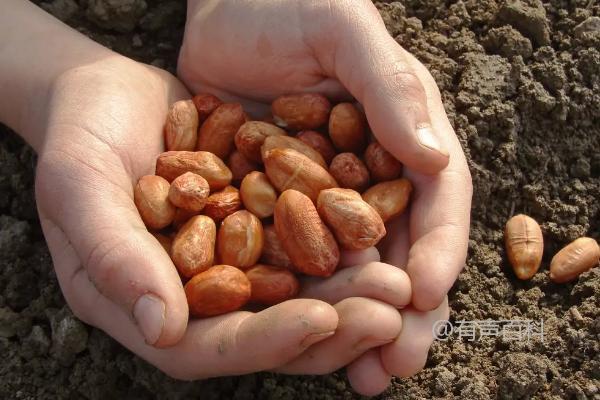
top-left (414, 285), bottom-right (446, 311)
top-left (300, 300), bottom-right (338, 329)
top-left (85, 237), bottom-right (128, 296)
top-left (386, 69), bottom-right (426, 101)
top-left (369, 65), bottom-right (429, 116)
top-left (62, 270), bottom-right (96, 326)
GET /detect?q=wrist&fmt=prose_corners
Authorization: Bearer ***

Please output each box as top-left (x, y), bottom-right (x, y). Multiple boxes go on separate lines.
top-left (0, 0), bottom-right (114, 152)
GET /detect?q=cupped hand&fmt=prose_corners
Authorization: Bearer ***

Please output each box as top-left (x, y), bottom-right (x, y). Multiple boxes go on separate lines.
top-left (179, 0), bottom-right (471, 395)
top-left (33, 54), bottom-right (410, 380)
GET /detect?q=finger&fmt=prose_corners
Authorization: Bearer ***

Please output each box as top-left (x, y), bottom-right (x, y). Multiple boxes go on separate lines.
top-left (274, 297), bottom-right (402, 374)
top-left (36, 153), bottom-right (188, 348)
top-left (300, 262), bottom-right (411, 308)
top-left (315, 3), bottom-right (449, 174)
top-left (98, 291), bottom-right (338, 378)
top-left (378, 213), bottom-right (410, 268)
top-left (380, 299), bottom-right (449, 378)
top-left (405, 183), bottom-right (469, 311)
top-left (401, 55), bottom-right (472, 311)
top-left (48, 242), bottom-right (339, 379)
top-left (339, 247), bottom-right (380, 268)
top-left (346, 349), bottom-right (392, 396)
top-left (164, 299), bottom-right (338, 377)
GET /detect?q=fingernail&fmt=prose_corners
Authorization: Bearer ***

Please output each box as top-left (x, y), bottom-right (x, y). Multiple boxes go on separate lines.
top-left (133, 293), bottom-right (165, 345)
top-left (300, 331), bottom-right (335, 348)
top-left (417, 126), bottom-right (449, 157)
top-left (353, 337), bottom-right (396, 352)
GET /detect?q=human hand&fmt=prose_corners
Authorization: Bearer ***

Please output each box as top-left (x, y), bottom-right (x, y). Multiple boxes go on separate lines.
top-left (178, 0), bottom-right (471, 395)
top-left (31, 54), bottom-right (413, 380)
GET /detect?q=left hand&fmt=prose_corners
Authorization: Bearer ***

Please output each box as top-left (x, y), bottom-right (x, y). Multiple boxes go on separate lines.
top-left (34, 55), bottom-right (410, 381)
top-left (178, 0), bottom-right (472, 395)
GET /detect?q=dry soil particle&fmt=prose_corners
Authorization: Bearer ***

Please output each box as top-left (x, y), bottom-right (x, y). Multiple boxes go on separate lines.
top-left (85, 0), bottom-right (148, 33)
top-left (497, 0), bottom-right (552, 46)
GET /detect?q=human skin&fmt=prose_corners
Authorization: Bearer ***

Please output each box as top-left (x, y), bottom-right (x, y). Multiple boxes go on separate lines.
top-left (179, 0), bottom-right (472, 395)
top-left (0, 0), bottom-right (416, 385)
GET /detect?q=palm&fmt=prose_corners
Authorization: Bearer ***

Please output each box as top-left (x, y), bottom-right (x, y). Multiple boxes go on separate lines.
top-left (179, 34), bottom-right (326, 103)
top-left (178, 1), bottom-right (350, 113)
top-left (35, 60), bottom-right (192, 345)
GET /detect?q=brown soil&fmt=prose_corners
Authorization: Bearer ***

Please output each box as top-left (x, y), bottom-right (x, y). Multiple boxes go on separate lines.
top-left (1, 1), bottom-right (598, 399)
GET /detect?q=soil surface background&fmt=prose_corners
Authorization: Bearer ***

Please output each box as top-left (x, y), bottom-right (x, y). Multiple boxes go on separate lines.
top-left (1, 1), bottom-right (599, 399)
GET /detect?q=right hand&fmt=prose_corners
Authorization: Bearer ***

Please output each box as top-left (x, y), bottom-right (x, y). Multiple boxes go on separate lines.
top-left (178, 0), bottom-right (471, 394)
top-left (33, 54), bottom-right (410, 379)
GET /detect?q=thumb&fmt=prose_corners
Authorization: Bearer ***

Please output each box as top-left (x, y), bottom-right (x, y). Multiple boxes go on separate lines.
top-left (36, 152), bottom-right (188, 348)
top-left (327, 5), bottom-right (449, 174)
